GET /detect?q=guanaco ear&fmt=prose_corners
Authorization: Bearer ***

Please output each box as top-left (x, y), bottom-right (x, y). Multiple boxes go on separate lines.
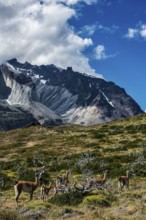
top-left (35, 171), bottom-right (43, 179)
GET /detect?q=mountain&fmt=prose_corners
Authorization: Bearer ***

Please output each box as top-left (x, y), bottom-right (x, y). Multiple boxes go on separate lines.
top-left (0, 62), bottom-right (62, 130)
top-left (0, 58), bottom-right (143, 130)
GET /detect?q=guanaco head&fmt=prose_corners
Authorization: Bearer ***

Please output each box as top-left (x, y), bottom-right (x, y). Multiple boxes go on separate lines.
top-left (103, 170), bottom-right (108, 177)
top-left (12, 179), bottom-right (19, 186)
top-left (66, 170), bottom-right (71, 175)
top-left (35, 171), bottom-right (44, 184)
top-left (35, 173), bottom-right (40, 180)
top-left (104, 170), bottom-right (108, 173)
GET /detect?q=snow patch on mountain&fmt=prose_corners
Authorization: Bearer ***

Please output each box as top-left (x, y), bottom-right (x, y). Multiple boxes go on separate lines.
top-left (40, 79), bottom-right (47, 84)
top-left (100, 90), bottom-right (114, 107)
top-left (6, 62), bottom-right (20, 74)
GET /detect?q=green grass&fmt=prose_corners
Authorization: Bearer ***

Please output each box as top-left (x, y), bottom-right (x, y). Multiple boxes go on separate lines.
top-left (83, 194), bottom-right (110, 207)
top-left (0, 113), bottom-right (146, 219)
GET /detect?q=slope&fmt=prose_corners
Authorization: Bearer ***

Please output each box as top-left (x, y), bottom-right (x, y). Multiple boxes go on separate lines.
top-left (0, 113), bottom-right (146, 219)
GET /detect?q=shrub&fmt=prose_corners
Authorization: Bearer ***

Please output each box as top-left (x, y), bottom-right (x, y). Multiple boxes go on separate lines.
top-left (0, 172), bottom-right (11, 189)
top-left (49, 190), bottom-right (85, 206)
top-left (83, 195), bottom-right (110, 207)
top-left (91, 132), bottom-right (105, 139)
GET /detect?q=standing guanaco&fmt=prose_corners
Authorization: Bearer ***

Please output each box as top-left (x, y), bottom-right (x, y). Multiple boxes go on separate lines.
top-left (40, 182), bottom-right (52, 201)
top-left (89, 170), bottom-right (108, 188)
top-left (14, 172), bottom-right (42, 204)
top-left (118, 170), bottom-right (129, 190)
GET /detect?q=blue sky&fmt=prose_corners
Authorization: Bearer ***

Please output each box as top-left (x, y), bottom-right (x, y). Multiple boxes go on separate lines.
top-left (69, 0), bottom-right (146, 111)
top-left (0, 0), bottom-right (145, 110)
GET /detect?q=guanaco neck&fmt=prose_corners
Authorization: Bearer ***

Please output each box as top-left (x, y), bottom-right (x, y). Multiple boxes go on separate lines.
top-left (48, 182), bottom-right (52, 189)
top-left (126, 170), bottom-right (129, 178)
top-left (34, 175), bottom-right (40, 187)
top-left (103, 171), bottom-right (107, 181)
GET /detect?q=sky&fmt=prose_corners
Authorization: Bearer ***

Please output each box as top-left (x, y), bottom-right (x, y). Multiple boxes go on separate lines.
top-left (0, 0), bottom-right (146, 110)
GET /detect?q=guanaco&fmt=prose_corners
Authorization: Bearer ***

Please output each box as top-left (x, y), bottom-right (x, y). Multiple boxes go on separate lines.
top-left (56, 170), bottom-right (70, 187)
top-left (89, 170), bottom-right (108, 188)
top-left (118, 170), bottom-right (129, 190)
top-left (14, 173), bottom-right (41, 204)
top-left (40, 182), bottom-right (52, 201)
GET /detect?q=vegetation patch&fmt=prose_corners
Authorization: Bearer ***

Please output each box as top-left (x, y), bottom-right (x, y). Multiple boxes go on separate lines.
top-left (0, 113), bottom-right (146, 219)
top-left (49, 191), bottom-right (85, 206)
top-left (83, 195), bottom-right (110, 207)
top-left (0, 209), bottom-right (28, 220)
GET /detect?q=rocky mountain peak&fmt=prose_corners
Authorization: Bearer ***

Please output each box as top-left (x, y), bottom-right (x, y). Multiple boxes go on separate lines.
top-left (0, 59), bottom-right (144, 130)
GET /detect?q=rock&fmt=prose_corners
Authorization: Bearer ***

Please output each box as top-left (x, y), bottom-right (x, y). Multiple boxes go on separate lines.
top-left (0, 58), bottom-right (143, 130)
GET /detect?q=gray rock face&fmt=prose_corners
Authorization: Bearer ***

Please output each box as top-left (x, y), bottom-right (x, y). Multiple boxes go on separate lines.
top-left (0, 100), bottom-right (38, 131)
top-left (0, 63), bottom-right (62, 130)
top-left (0, 58), bottom-right (143, 130)
top-left (0, 70), bottom-right (11, 99)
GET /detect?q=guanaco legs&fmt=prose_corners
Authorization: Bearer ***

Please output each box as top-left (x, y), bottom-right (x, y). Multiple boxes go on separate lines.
top-left (89, 170), bottom-right (108, 188)
top-left (118, 170), bottom-right (129, 190)
top-left (54, 170), bottom-right (71, 196)
top-left (40, 182), bottom-right (52, 201)
top-left (14, 172), bottom-right (42, 204)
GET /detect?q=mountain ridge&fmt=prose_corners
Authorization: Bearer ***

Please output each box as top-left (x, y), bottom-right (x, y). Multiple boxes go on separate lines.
top-left (0, 58), bottom-right (143, 130)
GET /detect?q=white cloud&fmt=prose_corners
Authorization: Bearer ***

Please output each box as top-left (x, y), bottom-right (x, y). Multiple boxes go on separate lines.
top-left (97, 24), bottom-right (119, 33)
top-left (140, 24), bottom-right (146, 38)
top-left (126, 28), bottom-right (138, 39)
top-left (61, 0), bottom-right (97, 5)
top-left (80, 24), bottom-right (97, 36)
top-left (94, 45), bottom-right (118, 60)
top-left (126, 24), bottom-right (146, 40)
top-left (79, 23), bottom-right (119, 37)
top-left (95, 45), bottom-right (107, 60)
top-left (0, 0), bottom-right (102, 78)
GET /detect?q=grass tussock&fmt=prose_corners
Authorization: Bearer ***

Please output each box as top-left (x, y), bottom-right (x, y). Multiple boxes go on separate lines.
top-left (0, 209), bottom-right (28, 220)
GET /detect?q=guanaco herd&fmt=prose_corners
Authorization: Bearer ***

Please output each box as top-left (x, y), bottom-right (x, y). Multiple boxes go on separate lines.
top-left (13, 170), bottom-right (129, 205)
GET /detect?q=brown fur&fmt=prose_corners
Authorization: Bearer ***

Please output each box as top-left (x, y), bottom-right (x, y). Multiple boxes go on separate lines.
top-left (14, 173), bottom-right (41, 204)
top-left (89, 170), bottom-right (108, 187)
top-left (40, 183), bottom-right (52, 201)
top-left (118, 170), bottom-right (129, 190)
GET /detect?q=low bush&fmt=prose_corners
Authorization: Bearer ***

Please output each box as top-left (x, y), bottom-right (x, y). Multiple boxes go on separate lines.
top-left (83, 195), bottom-right (110, 207)
top-left (49, 190), bottom-right (85, 206)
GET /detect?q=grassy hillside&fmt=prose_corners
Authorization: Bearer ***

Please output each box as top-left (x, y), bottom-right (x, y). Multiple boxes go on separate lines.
top-left (0, 113), bottom-right (146, 219)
